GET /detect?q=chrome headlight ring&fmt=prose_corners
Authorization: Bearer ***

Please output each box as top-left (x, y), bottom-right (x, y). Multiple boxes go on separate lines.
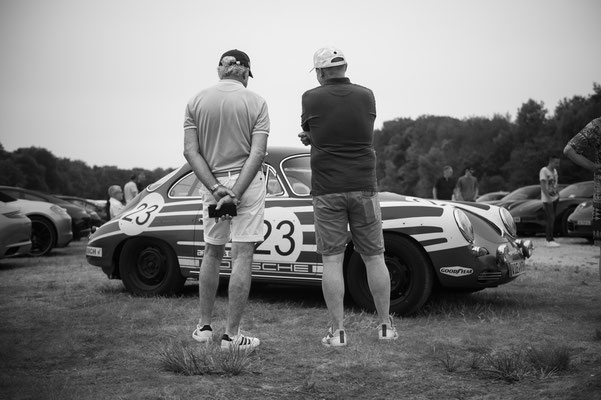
top-left (499, 207), bottom-right (517, 237)
top-left (453, 208), bottom-right (474, 243)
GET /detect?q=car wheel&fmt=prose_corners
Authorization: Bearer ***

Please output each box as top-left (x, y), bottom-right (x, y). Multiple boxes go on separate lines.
top-left (119, 238), bottom-right (185, 296)
top-left (559, 208), bottom-right (576, 236)
top-left (346, 234), bottom-right (434, 316)
top-left (28, 216), bottom-right (56, 257)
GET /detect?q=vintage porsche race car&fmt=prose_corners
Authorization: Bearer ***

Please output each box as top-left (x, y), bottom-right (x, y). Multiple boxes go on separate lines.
top-left (86, 146), bottom-right (533, 315)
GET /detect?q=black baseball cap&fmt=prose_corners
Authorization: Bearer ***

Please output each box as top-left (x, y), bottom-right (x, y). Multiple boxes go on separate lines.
top-left (218, 49), bottom-right (253, 77)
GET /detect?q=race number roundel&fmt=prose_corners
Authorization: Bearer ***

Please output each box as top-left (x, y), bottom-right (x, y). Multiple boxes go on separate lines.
top-left (254, 207), bottom-right (303, 263)
top-left (118, 193), bottom-right (164, 236)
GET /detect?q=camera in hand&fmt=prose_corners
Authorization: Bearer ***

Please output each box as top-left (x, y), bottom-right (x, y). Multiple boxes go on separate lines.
top-left (208, 203), bottom-right (237, 218)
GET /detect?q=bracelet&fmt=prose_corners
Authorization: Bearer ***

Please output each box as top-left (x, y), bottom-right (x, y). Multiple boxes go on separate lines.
top-left (209, 183), bottom-right (221, 193)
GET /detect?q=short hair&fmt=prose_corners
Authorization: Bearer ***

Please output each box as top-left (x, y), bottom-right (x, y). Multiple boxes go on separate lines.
top-left (218, 64), bottom-right (248, 79)
top-left (108, 185), bottom-right (122, 197)
top-left (549, 155), bottom-right (560, 161)
top-left (130, 174), bottom-right (137, 180)
top-left (443, 165), bottom-right (453, 171)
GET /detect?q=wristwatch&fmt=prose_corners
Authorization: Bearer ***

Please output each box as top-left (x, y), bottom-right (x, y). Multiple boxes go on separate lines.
top-left (209, 183), bottom-right (221, 193)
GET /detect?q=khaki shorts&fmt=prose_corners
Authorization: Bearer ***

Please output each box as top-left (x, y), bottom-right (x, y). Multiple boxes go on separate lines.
top-left (202, 171), bottom-right (265, 245)
top-left (312, 191), bottom-right (384, 256)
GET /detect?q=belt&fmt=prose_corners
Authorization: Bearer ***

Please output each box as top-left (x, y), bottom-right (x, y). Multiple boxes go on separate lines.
top-left (213, 170), bottom-right (241, 178)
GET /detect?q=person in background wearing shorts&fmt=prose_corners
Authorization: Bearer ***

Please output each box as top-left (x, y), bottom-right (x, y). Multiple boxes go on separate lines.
top-left (183, 49), bottom-right (269, 351)
top-left (299, 46), bottom-right (398, 347)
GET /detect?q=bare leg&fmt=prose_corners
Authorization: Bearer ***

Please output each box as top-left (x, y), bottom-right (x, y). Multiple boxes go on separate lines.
top-left (224, 241), bottom-right (255, 336)
top-left (198, 243), bottom-right (225, 326)
top-left (362, 253), bottom-right (391, 325)
top-left (321, 253), bottom-right (345, 331)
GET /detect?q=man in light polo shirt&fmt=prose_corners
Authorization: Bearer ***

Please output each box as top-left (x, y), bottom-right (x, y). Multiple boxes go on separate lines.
top-left (183, 49), bottom-right (269, 351)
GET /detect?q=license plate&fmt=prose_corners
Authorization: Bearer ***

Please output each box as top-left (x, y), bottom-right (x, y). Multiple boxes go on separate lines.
top-left (86, 246), bottom-right (102, 257)
top-left (513, 217), bottom-right (521, 223)
top-left (577, 220), bottom-right (591, 226)
top-left (508, 259), bottom-right (526, 277)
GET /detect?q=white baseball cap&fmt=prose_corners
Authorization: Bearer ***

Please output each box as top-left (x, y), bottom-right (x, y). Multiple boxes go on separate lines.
top-left (312, 46), bottom-right (347, 70)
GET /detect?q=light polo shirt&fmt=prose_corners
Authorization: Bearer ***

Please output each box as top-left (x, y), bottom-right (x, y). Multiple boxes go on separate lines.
top-left (184, 79), bottom-right (270, 173)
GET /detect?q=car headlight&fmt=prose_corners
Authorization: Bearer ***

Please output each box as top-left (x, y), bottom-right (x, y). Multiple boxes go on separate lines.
top-left (50, 205), bottom-right (69, 215)
top-left (499, 207), bottom-right (517, 237)
top-left (453, 208), bottom-right (474, 243)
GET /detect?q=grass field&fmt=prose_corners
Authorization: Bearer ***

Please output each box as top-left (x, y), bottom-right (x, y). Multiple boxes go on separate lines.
top-left (1, 237), bottom-right (600, 400)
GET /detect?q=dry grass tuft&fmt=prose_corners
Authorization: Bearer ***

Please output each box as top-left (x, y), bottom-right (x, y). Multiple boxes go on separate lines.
top-left (158, 339), bottom-right (254, 376)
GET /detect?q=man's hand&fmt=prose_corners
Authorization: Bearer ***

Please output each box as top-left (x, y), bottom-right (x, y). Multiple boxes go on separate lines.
top-left (298, 131), bottom-right (311, 146)
top-left (212, 187), bottom-right (238, 222)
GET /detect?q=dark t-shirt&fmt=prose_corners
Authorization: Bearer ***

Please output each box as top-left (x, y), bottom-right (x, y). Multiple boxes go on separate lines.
top-left (435, 177), bottom-right (456, 200)
top-left (301, 77), bottom-right (377, 196)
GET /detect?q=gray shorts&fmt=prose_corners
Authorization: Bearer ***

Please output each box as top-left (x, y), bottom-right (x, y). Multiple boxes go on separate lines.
top-left (312, 191), bottom-right (384, 256)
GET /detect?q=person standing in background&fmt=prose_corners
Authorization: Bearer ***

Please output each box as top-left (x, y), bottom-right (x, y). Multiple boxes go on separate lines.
top-left (123, 174), bottom-right (139, 205)
top-left (455, 167), bottom-right (479, 201)
top-left (106, 185), bottom-right (124, 219)
top-left (540, 155), bottom-right (560, 248)
top-left (433, 165), bottom-right (456, 200)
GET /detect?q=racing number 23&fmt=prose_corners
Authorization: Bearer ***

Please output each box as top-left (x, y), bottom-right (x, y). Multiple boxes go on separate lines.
top-left (118, 193), bottom-right (164, 236)
top-left (255, 220), bottom-right (295, 256)
top-left (122, 203), bottom-right (159, 225)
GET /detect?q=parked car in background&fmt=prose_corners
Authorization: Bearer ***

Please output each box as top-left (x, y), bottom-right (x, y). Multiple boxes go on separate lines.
top-left (0, 200), bottom-right (32, 258)
top-left (56, 195), bottom-right (107, 227)
top-left (0, 186), bottom-right (91, 240)
top-left (567, 200), bottom-right (593, 240)
top-left (87, 147), bottom-right (532, 316)
top-left (492, 184), bottom-right (567, 210)
top-left (510, 181), bottom-right (593, 237)
top-left (476, 191), bottom-right (509, 203)
top-left (0, 192), bottom-right (72, 256)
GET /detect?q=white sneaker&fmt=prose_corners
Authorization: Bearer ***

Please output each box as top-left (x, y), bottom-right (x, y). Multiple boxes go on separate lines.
top-left (322, 328), bottom-right (347, 347)
top-left (379, 317), bottom-right (399, 341)
top-left (220, 331), bottom-right (260, 351)
top-left (192, 324), bottom-right (213, 343)
top-left (545, 241), bottom-right (560, 248)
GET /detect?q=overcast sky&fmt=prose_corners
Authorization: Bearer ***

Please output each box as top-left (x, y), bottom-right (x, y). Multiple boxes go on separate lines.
top-left (0, 0), bottom-right (599, 170)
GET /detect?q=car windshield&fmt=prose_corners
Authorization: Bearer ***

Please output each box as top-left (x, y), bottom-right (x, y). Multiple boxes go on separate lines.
top-left (559, 182), bottom-right (593, 198)
top-left (502, 186), bottom-right (539, 201)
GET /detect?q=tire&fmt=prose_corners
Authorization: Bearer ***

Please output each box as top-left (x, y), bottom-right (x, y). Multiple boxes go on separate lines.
top-left (346, 234), bottom-right (434, 316)
top-left (119, 238), bottom-right (185, 296)
top-left (29, 216), bottom-right (56, 257)
top-left (559, 208), bottom-right (576, 237)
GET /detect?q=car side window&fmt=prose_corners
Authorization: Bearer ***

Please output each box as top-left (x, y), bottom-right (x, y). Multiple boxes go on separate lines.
top-left (266, 166), bottom-right (284, 197)
top-left (282, 155), bottom-right (312, 197)
top-left (169, 172), bottom-right (203, 198)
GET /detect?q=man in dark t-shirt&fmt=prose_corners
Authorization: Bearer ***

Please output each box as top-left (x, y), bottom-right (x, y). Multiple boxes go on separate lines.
top-left (433, 165), bottom-right (456, 200)
top-left (299, 47), bottom-right (398, 348)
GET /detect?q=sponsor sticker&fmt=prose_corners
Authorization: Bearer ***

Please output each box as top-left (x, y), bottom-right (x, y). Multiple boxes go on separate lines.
top-left (440, 266), bottom-right (473, 277)
top-left (86, 246), bottom-right (102, 257)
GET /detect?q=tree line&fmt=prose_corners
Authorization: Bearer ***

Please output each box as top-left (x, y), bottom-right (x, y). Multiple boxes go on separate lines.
top-left (0, 145), bottom-right (173, 200)
top-left (0, 83), bottom-right (599, 200)
top-left (374, 83), bottom-right (601, 197)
